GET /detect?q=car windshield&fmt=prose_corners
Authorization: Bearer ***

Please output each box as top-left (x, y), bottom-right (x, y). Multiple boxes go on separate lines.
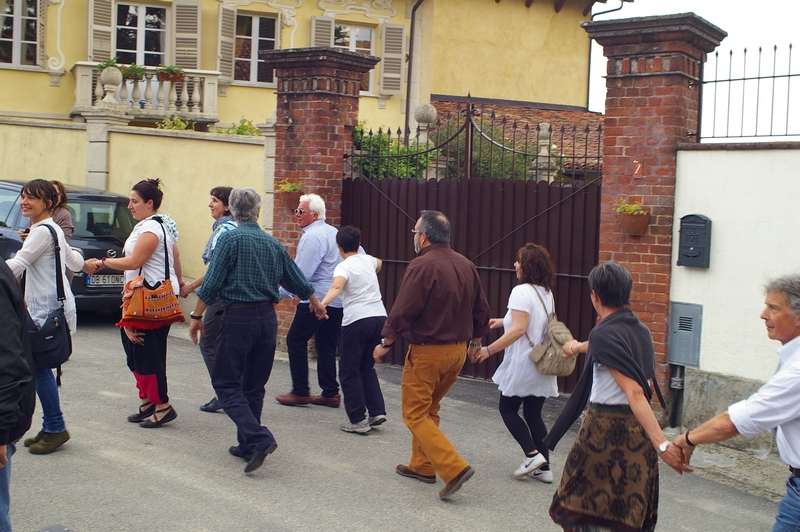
top-left (70, 199), bottom-right (136, 243)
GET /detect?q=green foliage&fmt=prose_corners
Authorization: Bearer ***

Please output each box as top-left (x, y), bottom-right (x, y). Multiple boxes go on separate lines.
top-left (157, 64), bottom-right (183, 75)
top-left (613, 196), bottom-right (648, 215)
top-left (97, 57), bottom-right (119, 71)
top-left (120, 63), bottom-right (145, 80)
top-left (211, 118), bottom-right (262, 136)
top-left (156, 116), bottom-right (193, 131)
top-left (351, 125), bottom-right (433, 180)
top-left (276, 179), bottom-right (302, 192)
top-left (429, 119), bottom-right (539, 180)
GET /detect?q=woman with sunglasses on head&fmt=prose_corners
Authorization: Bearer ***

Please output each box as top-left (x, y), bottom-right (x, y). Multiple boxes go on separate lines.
top-left (91, 178), bottom-right (183, 428)
top-left (180, 186), bottom-right (237, 413)
top-left (19, 181), bottom-right (73, 244)
top-left (6, 179), bottom-right (96, 455)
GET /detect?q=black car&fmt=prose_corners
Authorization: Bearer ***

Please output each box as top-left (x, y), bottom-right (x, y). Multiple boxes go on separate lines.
top-left (0, 181), bottom-right (136, 311)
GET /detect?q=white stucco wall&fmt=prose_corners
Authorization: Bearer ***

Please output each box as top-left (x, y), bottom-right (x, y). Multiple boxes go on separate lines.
top-left (671, 147), bottom-right (800, 381)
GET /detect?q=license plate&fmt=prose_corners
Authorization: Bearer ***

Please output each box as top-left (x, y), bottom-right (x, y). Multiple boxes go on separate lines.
top-left (87, 274), bottom-right (124, 286)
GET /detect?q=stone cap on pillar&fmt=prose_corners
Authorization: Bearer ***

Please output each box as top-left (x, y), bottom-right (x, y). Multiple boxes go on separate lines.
top-left (260, 47), bottom-right (380, 74)
top-left (582, 13), bottom-right (727, 54)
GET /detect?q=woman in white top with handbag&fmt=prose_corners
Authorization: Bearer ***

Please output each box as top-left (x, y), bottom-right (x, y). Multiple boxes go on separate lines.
top-left (6, 179), bottom-right (93, 455)
top-left (471, 243), bottom-right (559, 482)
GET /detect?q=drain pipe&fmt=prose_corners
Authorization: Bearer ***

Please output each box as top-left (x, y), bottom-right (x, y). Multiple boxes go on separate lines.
top-left (403, 0), bottom-right (425, 145)
top-left (669, 364), bottom-right (685, 428)
top-left (585, 0), bottom-right (633, 109)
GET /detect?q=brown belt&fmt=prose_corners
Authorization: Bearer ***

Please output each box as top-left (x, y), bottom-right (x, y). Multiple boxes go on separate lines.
top-left (791, 467), bottom-right (800, 477)
top-left (408, 342), bottom-right (467, 355)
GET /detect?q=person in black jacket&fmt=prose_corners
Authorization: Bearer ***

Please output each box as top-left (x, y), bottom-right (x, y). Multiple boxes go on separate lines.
top-left (0, 259), bottom-right (36, 532)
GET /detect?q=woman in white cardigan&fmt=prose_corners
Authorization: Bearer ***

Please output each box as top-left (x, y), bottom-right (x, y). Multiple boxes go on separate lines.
top-left (6, 179), bottom-right (93, 455)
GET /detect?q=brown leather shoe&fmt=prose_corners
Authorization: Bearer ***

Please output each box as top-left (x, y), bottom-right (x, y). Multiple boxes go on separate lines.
top-left (310, 394), bottom-right (340, 408)
top-left (439, 466), bottom-right (474, 500)
top-left (396, 464), bottom-right (436, 484)
top-left (275, 393), bottom-right (312, 406)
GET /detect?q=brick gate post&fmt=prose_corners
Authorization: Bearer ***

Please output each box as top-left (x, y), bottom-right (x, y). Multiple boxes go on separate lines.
top-left (583, 15), bottom-right (726, 411)
top-left (263, 48), bottom-right (379, 339)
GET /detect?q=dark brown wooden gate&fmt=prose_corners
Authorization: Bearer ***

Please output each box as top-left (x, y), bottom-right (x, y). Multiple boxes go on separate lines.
top-left (341, 103), bottom-right (602, 392)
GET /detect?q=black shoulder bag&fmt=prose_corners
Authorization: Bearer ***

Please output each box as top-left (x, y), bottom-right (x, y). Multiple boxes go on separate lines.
top-left (24, 224), bottom-right (74, 373)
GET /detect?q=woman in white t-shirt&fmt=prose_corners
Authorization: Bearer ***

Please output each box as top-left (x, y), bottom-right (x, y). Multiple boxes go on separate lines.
top-left (472, 243), bottom-right (558, 482)
top-left (93, 179), bottom-right (183, 429)
top-left (319, 226), bottom-right (387, 434)
top-left (7, 180), bottom-right (91, 455)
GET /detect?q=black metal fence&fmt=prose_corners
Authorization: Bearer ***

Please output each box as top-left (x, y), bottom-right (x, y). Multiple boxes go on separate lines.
top-left (701, 45), bottom-right (799, 140)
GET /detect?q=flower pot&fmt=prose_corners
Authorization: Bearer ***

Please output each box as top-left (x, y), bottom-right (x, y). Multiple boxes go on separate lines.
top-left (617, 212), bottom-right (650, 235)
top-left (277, 190), bottom-right (303, 210)
top-left (157, 72), bottom-right (184, 83)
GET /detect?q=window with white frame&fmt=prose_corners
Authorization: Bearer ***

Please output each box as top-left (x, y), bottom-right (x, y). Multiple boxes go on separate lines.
top-left (333, 23), bottom-right (374, 93)
top-left (0, 0), bottom-right (38, 66)
top-left (114, 3), bottom-right (167, 67)
top-left (234, 13), bottom-right (276, 84)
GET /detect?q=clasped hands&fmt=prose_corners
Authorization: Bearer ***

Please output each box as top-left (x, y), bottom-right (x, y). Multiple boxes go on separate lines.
top-left (82, 257), bottom-right (105, 275)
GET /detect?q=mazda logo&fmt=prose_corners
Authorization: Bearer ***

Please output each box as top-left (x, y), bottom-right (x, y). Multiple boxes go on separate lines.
top-left (107, 250), bottom-right (117, 258)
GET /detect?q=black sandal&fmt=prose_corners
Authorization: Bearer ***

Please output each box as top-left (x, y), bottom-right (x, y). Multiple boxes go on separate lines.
top-left (127, 402), bottom-right (155, 423)
top-left (139, 405), bottom-right (177, 428)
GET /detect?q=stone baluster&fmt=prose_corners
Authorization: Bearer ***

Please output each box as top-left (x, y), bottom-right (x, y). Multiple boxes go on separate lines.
top-left (179, 80), bottom-right (189, 112)
top-left (190, 77), bottom-right (201, 113)
top-left (131, 79), bottom-right (142, 108)
top-left (167, 81), bottom-right (178, 112)
top-left (94, 73), bottom-right (104, 105)
top-left (144, 73), bottom-right (155, 110)
top-left (119, 80), bottom-right (129, 107)
top-left (157, 79), bottom-right (167, 111)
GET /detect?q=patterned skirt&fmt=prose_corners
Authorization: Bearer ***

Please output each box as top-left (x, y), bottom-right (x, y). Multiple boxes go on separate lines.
top-left (549, 404), bottom-right (659, 532)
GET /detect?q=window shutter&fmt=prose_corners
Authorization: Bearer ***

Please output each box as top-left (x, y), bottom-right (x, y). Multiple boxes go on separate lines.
top-left (88, 0), bottom-right (113, 61)
top-left (217, 5), bottom-right (235, 83)
top-left (379, 23), bottom-right (404, 95)
top-left (310, 16), bottom-right (334, 47)
top-left (173, 2), bottom-right (201, 69)
top-left (36, 0), bottom-right (46, 68)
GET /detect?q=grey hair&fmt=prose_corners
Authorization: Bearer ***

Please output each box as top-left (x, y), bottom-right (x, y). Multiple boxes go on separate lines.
top-left (765, 274), bottom-right (800, 316)
top-left (587, 262), bottom-right (632, 309)
top-left (300, 193), bottom-right (326, 220)
top-left (418, 210), bottom-right (450, 244)
top-left (229, 187), bottom-right (261, 223)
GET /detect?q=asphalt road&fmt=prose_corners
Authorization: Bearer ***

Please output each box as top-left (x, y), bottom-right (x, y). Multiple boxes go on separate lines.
top-left (9, 311), bottom-right (782, 531)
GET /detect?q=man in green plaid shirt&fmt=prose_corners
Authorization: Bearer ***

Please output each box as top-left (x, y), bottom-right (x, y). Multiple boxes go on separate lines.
top-left (189, 187), bottom-right (326, 474)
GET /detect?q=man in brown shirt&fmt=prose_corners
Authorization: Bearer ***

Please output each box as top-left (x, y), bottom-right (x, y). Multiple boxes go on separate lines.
top-left (373, 210), bottom-right (490, 500)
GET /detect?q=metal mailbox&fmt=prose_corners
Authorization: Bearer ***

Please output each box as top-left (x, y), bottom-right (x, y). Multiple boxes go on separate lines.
top-left (677, 214), bottom-right (711, 269)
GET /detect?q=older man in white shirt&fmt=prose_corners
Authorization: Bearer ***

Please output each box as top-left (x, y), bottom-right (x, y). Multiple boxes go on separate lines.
top-left (673, 274), bottom-right (800, 532)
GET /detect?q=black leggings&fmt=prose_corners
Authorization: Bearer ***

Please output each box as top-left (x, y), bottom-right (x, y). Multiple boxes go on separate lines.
top-left (498, 394), bottom-right (549, 463)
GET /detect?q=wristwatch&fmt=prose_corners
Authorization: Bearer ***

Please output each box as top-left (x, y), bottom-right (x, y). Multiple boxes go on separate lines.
top-left (380, 338), bottom-right (393, 348)
top-left (658, 441), bottom-right (670, 454)
top-left (189, 314), bottom-right (203, 320)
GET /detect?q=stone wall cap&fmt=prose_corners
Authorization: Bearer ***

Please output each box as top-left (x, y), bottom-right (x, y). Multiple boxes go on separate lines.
top-left (583, 12), bottom-right (727, 53)
top-left (261, 47), bottom-right (380, 73)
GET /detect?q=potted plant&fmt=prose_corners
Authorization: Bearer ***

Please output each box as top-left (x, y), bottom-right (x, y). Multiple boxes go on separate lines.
top-left (157, 64), bottom-right (184, 83)
top-left (120, 63), bottom-right (145, 81)
top-left (614, 196), bottom-right (650, 235)
top-left (275, 178), bottom-right (303, 209)
top-left (96, 57), bottom-right (119, 71)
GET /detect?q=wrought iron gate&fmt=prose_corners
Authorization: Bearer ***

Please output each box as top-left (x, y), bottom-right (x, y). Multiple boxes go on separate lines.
top-left (341, 102), bottom-right (603, 391)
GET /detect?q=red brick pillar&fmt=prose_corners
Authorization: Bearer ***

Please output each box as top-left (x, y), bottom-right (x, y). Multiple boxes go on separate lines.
top-left (583, 15), bottom-right (725, 407)
top-left (264, 48), bottom-right (379, 338)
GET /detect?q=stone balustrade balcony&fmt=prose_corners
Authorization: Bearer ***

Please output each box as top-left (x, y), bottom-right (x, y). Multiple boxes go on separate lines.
top-left (70, 62), bottom-right (220, 126)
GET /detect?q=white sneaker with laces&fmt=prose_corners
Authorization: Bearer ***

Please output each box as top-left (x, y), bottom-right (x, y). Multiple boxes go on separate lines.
top-left (513, 453), bottom-right (547, 478)
top-left (528, 468), bottom-right (554, 483)
top-left (368, 414), bottom-right (387, 427)
top-left (340, 420), bottom-right (371, 434)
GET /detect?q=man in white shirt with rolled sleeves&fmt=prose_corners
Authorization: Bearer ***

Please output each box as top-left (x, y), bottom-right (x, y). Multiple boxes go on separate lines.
top-left (673, 274), bottom-right (800, 532)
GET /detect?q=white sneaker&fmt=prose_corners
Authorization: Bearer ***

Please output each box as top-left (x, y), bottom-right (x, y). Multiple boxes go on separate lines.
top-left (513, 453), bottom-right (547, 478)
top-left (340, 420), bottom-right (371, 434)
top-left (368, 414), bottom-right (387, 427)
top-left (528, 468), bottom-right (554, 483)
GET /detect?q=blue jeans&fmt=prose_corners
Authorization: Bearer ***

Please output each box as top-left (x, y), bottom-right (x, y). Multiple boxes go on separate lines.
top-left (34, 367), bottom-right (66, 433)
top-left (773, 474), bottom-right (800, 532)
top-left (212, 303), bottom-right (278, 455)
top-left (0, 442), bottom-right (16, 532)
